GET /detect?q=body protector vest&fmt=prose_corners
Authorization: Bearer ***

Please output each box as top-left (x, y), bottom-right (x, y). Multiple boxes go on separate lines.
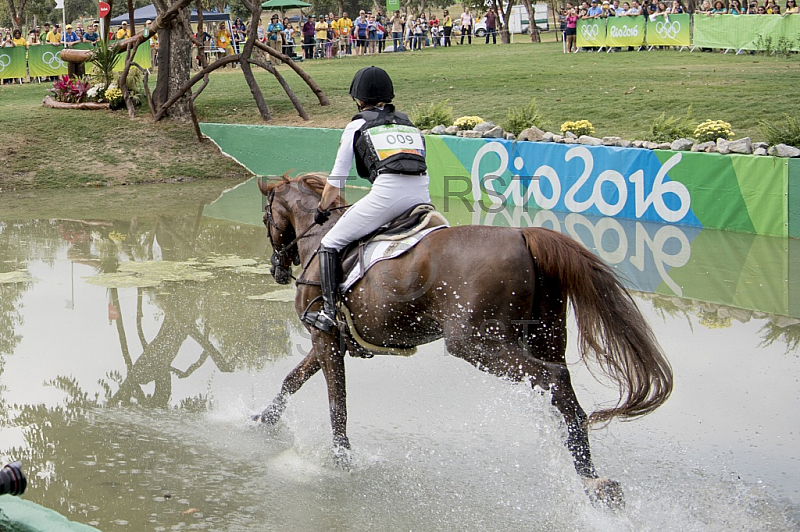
top-left (352, 105), bottom-right (427, 183)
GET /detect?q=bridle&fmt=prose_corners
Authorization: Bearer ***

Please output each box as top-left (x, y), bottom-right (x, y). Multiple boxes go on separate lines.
top-left (264, 186), bottom-right (347, 283)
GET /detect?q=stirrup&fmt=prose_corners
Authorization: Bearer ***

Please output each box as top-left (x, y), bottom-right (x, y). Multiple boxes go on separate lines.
top-left (301, 309), bottom-right (337, 332)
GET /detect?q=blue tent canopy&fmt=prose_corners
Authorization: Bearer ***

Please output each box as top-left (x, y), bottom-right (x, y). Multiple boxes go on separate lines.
top-left (110, 4), bottom-right (230, 25)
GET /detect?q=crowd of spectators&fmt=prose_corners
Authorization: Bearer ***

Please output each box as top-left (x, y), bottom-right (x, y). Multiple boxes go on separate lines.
top-left (560, 0), bottom-right (797, 23)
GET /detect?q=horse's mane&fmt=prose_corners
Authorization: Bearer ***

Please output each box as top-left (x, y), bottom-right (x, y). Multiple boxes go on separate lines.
top-left (258, 173), bottom-right (347, 208)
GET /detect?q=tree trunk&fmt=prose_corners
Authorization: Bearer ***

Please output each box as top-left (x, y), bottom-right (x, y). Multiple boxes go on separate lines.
top-left (152, 2), bottom-right (193, 121)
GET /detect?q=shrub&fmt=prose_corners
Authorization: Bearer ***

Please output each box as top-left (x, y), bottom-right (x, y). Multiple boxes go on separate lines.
top-left (645, 107), bottom-right (695, 143)
top-left (453, 116), bottom-right (485, 130)
top-left (48, 75), bottom-right (91, 103)
top-left (504, 99), bottom-right (544, 136)
top-left (105, 87), bottom-right (125, 110)
top-left (560, 120), bottom-right (594, 137)
top-left (760, 114), bottom-right (800, 148)
top-left (694, 119), bottom-right (733, 143)
top-left (89, 38), bottom-right (120, 88)
top-left (410, 99), bottom-right (453, 129)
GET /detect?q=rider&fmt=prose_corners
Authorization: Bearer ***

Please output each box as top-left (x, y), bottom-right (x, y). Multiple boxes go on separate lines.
top-left (307, 66), bottom-right (432, 332)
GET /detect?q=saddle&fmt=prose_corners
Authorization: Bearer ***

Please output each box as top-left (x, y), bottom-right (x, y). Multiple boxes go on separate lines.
top-left (339, 203), bottom-right (449, 292)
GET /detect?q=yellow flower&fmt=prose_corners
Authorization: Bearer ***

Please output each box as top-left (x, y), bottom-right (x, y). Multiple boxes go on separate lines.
top-left (453, 116), bottom-right (485, 130)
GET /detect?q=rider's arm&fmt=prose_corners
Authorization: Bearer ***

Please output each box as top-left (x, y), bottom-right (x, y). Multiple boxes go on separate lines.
top-left (322, 118), bottom-right (365, 209)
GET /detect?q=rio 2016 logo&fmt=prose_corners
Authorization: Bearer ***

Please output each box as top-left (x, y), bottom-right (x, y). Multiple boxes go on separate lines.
top-left (0, 54), bottom-right (10, 73)
top-left (609, 25), bottom-right (639, 37)
top-left (580, 24), bottom-right (600, 39)
top-left (655, 20), bottom-right (681, 39)
top-left (41, 51), bottom-right (66, 69)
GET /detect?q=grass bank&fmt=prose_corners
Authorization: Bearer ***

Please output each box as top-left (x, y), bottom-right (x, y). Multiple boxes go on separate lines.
top-left (1, 40), bottom-right (797, 190)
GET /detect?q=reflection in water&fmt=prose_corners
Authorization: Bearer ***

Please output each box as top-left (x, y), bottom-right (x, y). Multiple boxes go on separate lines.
top-left (0, 183), bottom-right (798, 531)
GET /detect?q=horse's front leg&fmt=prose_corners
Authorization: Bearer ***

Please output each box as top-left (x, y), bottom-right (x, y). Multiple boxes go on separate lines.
top-left (313, 332), bottom-right (350, 463)
top-left (254, 352), bottom-right (321, 424)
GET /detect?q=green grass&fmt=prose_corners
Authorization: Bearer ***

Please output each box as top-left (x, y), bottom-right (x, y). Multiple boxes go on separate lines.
top-left (1, 40), bottom-right (798, 189)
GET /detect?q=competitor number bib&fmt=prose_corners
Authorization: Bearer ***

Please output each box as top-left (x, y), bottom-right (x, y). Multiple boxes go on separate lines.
top-left (366, 124), bottom-right (426, 161)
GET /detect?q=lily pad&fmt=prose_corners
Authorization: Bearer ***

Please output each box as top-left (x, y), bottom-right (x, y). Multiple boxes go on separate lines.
top-left (204, 255), bottom-right (258, 269)
top-left (248, 289), bottom-right (296, 302)
top-left (0, 271), bottom-right (34, 284)
top-left (85, 272), bottom-right (162, 288)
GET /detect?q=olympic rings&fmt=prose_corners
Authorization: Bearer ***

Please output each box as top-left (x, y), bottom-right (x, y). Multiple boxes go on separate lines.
top-left (655, 20), bottom-right (681, 39)
top-left (0, 54), bottom-right (10, 73)
top-left (42, 51), bottom-right (66, 69)
top-left (580, 24), bottom-right (600, 39)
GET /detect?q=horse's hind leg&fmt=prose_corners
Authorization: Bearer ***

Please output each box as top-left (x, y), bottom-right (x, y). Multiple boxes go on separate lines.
top-left (254, 353), bottom-right (321, 424)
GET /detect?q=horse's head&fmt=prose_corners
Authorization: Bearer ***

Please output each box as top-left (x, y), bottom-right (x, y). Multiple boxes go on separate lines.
top-left (260, 177), bottom-right (301, 285)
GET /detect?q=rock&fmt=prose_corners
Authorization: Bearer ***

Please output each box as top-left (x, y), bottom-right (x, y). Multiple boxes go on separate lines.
top-left (457, 130), bottom-right (483, 138)
top-left (619, 139), bottom-right (632, 148)
top-left (768, 143), bottom-right (800, 157)
top-left (753, 141), bottom-right (768, 150)
top-left (754, 147), bottom-right (768, 156)
top-left (632, 140), bottom-right (644, 148)
top-left (542, 131), bottom-right (555, 142)
top-left (421, 129), bottom-right (431, 135)
top-left (483, 126), bottom-right (504, 138)
top-left (692, 141), bottom-right (715, 152)
top-left (473, 121), bottom-right (496, 133)
top-left (644, 141), bottom-right (660, 150)
top-left (565, 131), bottom-right (578, 139)
top-left (431, 125), bottom-right (447, 135)
top-left (658, 142), bottom-right (672, 150)
top-left (505, 132), bottom-right (516, 141)
top-left (444, 125), bottom-right (459, 135)
top-left (602, 136), bottom-right (622, 146)
top-left (706, 144), bottom-right (718, 153)
top-left (519, 126), bottom-right (545, 142)
top-left (578, 135), bottom-right (603, 146)
top-left (716, 138), bottom-right (731, 154)
top-left (671, 138), bottom-right (694, 151)
top-left (727, 137), bottom-right (752, 154)
top-left (553, 134), bottom-right (564, 143)
top-left (564, 137), bottom-right (578, 144)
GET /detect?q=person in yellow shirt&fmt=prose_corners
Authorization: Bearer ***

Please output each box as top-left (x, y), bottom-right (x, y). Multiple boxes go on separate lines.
top-left (338, 11), bottom-right (353, 54)
top-left (216, 22), bottom-right (234, 62)
top-left (315, 15), bottom-right (327, 58)
top-left (116, 21), bottom-right (131, 39)
top-left (11, 29), bottom-right (27, 47)
top-left (46, 24), bottom-right (61, 45)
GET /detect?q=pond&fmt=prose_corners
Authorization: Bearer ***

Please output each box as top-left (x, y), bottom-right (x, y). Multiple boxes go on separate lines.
top-left (0, 180), bottom-right (798, 531)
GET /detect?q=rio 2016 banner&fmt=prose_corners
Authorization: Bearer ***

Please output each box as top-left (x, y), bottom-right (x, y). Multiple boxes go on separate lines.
top-left (199, 124), bottom-right (794, 237)
top-left (694, 13), bottom-right (800, 51)
top-left (605, 16), bottom-right (645, 47)
top-left (576, 20), bottom-right (605, 48)
top-left (0, 46), bottom-right (27, 80)
top-left (645, 14), bottom-right (690, 47)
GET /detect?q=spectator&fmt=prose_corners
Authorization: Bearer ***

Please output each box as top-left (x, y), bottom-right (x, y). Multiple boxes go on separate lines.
top-left (786, 0), bottom-right (800, 12)
top-left (587, 0), bottom-right (604, 17)
top-left (601, 1), bottom-right (616, 16)
top-left (485, 7), bottom-right (497, 44)
top-left (667, 0), bottom-right (686, 12)
top-left (11, 28), bottom-right (26, 47)
top-left (771, 3), bottom-right (781, 11)
top-left (367, 13), bottom-right (377, 55)
top-left (232, 18), bottom-right (245, 52)
top-left (565, 5), bottom-right (578, 52)
top-left (27, 29), bottom-right (40, 45)
top-left (301, 15), bottom-right (315, 59)
top-left (266, 14), bottom-right (283, 58)
top-left (727, 0), bottom-right (743, 12)
top-left (47, 24), bottom-right (61, 45)
top-left (2, 32), bottom-right (12, 47)
top-left (216, 22), bottom-right (234, 63)
top-left (353, 10), bottom-right (368, 57)
top-left (376, 11), bottom-right (386, 52)
top-left (431, 20), bottom-right (441, 46)
top-left (390, 10), bottom-right (404, 51)
top-left (315, 14), bottom-right (328, 58)
top-left (697, 0), bottom-right (714, 12)
top-left (460, 7), bottom-right (473, 44)
top-left (256, 19), bottom-right (265, 42)
top-left (282, 18), bottom-right (296, 57)
top-left (62, 24), bottom-right (80, 47)
top-left (83, 22), bottom-right (100, 44)
top-left (616, 1), bottom-right (630, 15)
top-left (712, 0), bottom-right (728, 12)
top-left (339, 12), bottom-right (353, 54)
top-left (326, 14), bottom-right (337, 58)
top-left (116, 21), bottom-right (130, 39)
top-left (442, 9), bottom-right (453, 46)
top-left (626, 0), bottom-right (643, 14)
top-left (75, 23), bottom-right (84, 41)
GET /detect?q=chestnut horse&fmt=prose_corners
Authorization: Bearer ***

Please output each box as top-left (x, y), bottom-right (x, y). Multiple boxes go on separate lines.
top-left (255, 174), bottom-right (672, 506)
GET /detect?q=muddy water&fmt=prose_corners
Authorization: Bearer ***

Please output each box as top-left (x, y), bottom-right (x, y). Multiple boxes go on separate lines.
top-left (0, 181), bottom-right (798, 531)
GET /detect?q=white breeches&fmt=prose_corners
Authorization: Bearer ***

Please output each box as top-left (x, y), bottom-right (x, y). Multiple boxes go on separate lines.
top-left (320, 173), bottom-right (432, 251)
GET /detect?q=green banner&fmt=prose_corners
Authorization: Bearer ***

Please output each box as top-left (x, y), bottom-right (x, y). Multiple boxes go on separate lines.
top-left (108, 41), bottom-right (152, 70)
top-left (645, 13), bottom-right (691, 46)
top-left (605, 16), bottom-right (646, 47)
top-left (694, 13), bottom-right (800, 51)
top-left (28, 45), bottom-right (68, 78)
top-left (576, 19), bottom-right (606, 47)
top-left (0, 46), bottom-right (27, 80)
top-left (386, 0), bottom-right (401, 12)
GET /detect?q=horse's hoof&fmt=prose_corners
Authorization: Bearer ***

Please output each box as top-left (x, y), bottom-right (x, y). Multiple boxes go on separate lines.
top-left (332, 437), bottom-right (352, 470)
top-left (583, 477), bottom-right (625, 510)
top-left (252, 407), bottom-right (281, 425)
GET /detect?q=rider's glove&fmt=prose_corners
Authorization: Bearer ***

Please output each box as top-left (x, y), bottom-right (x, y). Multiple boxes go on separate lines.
top-left (314, 207), bottom-right (331, 225)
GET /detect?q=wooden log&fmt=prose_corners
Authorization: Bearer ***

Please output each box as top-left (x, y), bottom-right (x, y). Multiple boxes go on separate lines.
top-left (60, 49), bottom-right (93, 63)
top-left (42, 96), bottom-right (111, 110)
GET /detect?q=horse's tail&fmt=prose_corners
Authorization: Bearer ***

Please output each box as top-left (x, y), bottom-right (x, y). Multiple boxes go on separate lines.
top-left (521, 227), bottom-right (673, 424)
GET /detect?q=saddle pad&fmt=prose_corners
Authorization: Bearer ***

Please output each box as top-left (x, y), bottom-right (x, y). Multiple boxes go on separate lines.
top-left (340, 225), bottom-right (447, 293)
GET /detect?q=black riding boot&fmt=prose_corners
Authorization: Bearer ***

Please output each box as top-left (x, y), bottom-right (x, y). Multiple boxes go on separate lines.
top-left (305, 246), bottom-right (339, 332)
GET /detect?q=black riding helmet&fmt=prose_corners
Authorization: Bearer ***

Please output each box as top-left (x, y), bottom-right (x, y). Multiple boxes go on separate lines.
top-left (349, 66), bottom-right (394, 105)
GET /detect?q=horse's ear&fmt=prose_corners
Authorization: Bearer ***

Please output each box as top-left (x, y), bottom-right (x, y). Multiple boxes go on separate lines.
top-left (258, 176), bottom-right (282, 196)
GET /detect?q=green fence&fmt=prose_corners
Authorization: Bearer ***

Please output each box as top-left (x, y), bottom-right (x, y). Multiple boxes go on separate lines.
top-left (0, 41), bottom-right (151, 80)
top-left (576, 13), bottom-right (800, 51)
